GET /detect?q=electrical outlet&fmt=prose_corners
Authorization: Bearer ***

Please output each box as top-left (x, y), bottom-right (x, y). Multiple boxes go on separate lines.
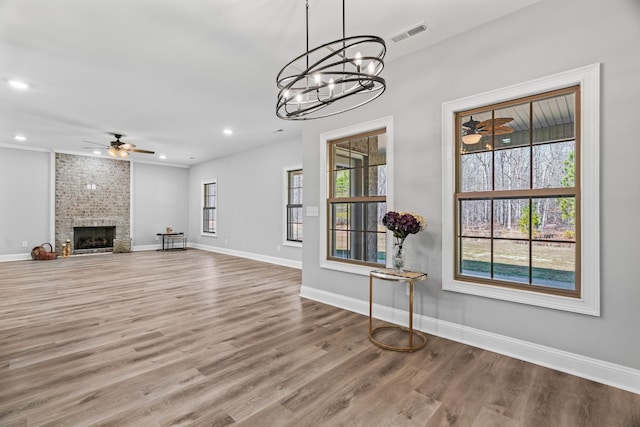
top-left (225, 238), bottom-right (229, 244)
top-left (277, 245), bottom-right (281, 252)
top-left (22, 241), bottom-right (28, 247)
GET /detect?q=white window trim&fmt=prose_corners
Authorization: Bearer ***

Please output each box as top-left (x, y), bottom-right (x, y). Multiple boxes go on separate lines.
top-left (201, 179), bottom-right (217, 237)
top-left (283, 164), bottom-right (303, 248)
top-left (319, 116), bottom-right (394, 276)
top-left (442, 63), bottom-right (600, 316)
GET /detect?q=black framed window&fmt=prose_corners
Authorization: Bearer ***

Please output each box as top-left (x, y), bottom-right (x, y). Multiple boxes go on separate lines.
top-left (286, 169), bottom-right (303, 242)
top-left (202, 181), bottom-right (217, 234)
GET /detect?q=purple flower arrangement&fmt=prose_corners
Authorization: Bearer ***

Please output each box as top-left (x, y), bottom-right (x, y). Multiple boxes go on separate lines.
top-left (383, 211), bottom-right (426, 270)
top-left (382, 211), bottom-right (427, 239)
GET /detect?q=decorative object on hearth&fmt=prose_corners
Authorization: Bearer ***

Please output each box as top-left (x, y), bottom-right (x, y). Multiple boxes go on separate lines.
top-left (382, 211), bottom-right (427, 271)
top-left (276, 0), bottom-right (386, 120)
top-left (31, 243), bottom-right (59, 260)
top-left (83, 133), bottom-right (155, 158)
top-left (113, 238), bottom-right (132, 253)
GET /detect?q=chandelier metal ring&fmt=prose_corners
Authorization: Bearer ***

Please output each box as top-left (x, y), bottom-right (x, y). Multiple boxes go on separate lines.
top-left (275, 1), bottom-right (387, 120)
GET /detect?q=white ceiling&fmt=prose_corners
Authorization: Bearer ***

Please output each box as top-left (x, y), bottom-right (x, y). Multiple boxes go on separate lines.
top-left (1, 0), bottom-right (540, 166)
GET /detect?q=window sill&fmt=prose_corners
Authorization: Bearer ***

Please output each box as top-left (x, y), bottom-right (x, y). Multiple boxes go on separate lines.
top-left (200, 232), bottom-right (217, 238)
top-left (320, 259), bottom-right (380, 277)
top-left (442, 278), bottom-right (599, 316)
top-left (283, 241), bottom-right (302, 248)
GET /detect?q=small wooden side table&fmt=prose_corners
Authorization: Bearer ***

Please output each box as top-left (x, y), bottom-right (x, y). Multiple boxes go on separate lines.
top-left (369, 268), bottom-right (428, 352)
top-left (156, 232), bottom-right (185, 251)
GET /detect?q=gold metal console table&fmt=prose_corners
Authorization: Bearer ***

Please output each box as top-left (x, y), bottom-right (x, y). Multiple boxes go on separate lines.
top-left (369, 268), bottom-right (428, 352)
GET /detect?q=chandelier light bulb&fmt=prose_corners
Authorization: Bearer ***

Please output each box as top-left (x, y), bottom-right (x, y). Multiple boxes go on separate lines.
top-left (367, 62), bottom-right (375, 75)
top-left (355, 52), bottom-right (362, 67)
top-left (314, 74), bottom-right (322, 85)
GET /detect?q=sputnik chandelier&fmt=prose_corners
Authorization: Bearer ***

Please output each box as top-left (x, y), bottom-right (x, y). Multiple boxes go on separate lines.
top-left (276, 0), bottom-right (386, 120)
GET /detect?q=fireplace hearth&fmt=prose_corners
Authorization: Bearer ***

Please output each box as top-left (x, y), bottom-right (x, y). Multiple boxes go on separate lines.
top-left (74, 226), bottom-right (116, 252)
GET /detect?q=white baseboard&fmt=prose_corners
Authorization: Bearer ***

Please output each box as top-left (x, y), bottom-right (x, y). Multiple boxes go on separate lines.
top-left (189, 243), bottom-right (302, 270)
top-left (300, 285), bottom-right (640, 395)
top-left (0, 253), bottom-right (32, 262)
top-left (131, 244), bottom-right (161, 252)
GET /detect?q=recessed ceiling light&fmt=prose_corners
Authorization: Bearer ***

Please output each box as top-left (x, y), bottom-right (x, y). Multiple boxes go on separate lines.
top-left (223, 129), bottom-right (233, 136)
top-left (159, 154), bottom-right (167, 160)
top-left (8, 80), bottom-right (29, 90)
top-left (14, 135), bottom-right (27, 141)
top-left (93, 150), bottom-right (101, 155)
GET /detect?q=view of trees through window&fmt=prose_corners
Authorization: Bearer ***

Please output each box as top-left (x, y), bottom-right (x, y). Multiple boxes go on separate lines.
top-left (328, 129), bottom-right (387, 266)
top-left (456, 87), bottom-right (579, 295)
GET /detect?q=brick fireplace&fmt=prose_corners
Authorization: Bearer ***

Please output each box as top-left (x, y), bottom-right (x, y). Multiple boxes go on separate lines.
top-left (55, 153), bottom-right (130, 254)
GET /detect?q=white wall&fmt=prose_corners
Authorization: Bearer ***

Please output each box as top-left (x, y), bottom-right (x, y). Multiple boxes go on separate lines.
top-left (132, 162), bottom-right (189, 247)
top-left (0, 147), bottom-right (51, 257)
top-left (188, 137), bottom-right (302, 265)
top-left (302, 0), bottom-right (640, 371)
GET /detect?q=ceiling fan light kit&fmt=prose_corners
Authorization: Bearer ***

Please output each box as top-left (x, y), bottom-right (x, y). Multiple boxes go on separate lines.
top-left (276, 0), bottom-right (386, 120)
top-left (85, 133), bottom-right (154, 159)
top-left (462, 133), bottom-right (483, 145)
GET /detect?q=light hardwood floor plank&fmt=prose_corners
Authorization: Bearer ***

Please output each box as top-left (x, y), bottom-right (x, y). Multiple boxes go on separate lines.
top-left (1, 250), bottom-right (639, 426)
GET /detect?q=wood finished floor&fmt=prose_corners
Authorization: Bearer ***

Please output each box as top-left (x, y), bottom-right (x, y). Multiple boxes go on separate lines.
top-left (1, 250), bottom-right (638, 427)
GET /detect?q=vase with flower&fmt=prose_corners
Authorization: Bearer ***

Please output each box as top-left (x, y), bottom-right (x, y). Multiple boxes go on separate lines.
top-left (382, 211), bottom-right (427, 271)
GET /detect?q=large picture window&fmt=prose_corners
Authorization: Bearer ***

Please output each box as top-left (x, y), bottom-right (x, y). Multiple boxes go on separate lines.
top-left (327, 128), bottom-right (387, 266)
top-left (202, 180), bottom-right (217, 235)
top-left (442, 63), bottom-right (600, 315)
top-left (455, 86), bottom-right (580, 296)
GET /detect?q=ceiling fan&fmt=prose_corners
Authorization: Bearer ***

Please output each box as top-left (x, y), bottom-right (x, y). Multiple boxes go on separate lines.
top-left (461, 116), bottom-right (514, 144)
top-left (84, 133), bottom-right (155, 158)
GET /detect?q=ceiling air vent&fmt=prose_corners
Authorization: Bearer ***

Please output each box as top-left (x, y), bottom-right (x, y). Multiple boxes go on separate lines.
top-left (391, 23), bottom-right (428, 43)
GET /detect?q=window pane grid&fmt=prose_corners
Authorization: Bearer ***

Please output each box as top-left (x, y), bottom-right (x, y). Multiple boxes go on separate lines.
top-left (328, 129), bottom-right (387, 266)
top-left (286, 169), bottom-right (303, 242)
top-left (456, 86), bottom-right (579, 295)
top-left (202, 182), bottom-right (217, 233)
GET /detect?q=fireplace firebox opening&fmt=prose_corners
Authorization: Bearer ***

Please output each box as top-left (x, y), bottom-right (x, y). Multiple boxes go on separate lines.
top-left (73, 226), bottom-right (116, 251)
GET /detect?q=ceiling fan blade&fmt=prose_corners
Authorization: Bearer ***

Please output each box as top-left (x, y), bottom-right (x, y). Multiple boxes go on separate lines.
top-left (83, 140), bottom-right (106, 146)
top-left (493, 126), bottom-right (514, 135)
top-left (129, 148), bottom-right (155, 154)
top-left (477, 117), bottom-right (513, 129)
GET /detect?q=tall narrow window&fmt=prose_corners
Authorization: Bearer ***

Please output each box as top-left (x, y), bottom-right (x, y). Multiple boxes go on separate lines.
top-left (328, 128), bottom-right (387, 266)
top-left (455, 86), bottom-right (580, 297)
top-left (286, 168), bottom-right (303, 242)
top-left (202, 180), bottom-right (217, 235)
